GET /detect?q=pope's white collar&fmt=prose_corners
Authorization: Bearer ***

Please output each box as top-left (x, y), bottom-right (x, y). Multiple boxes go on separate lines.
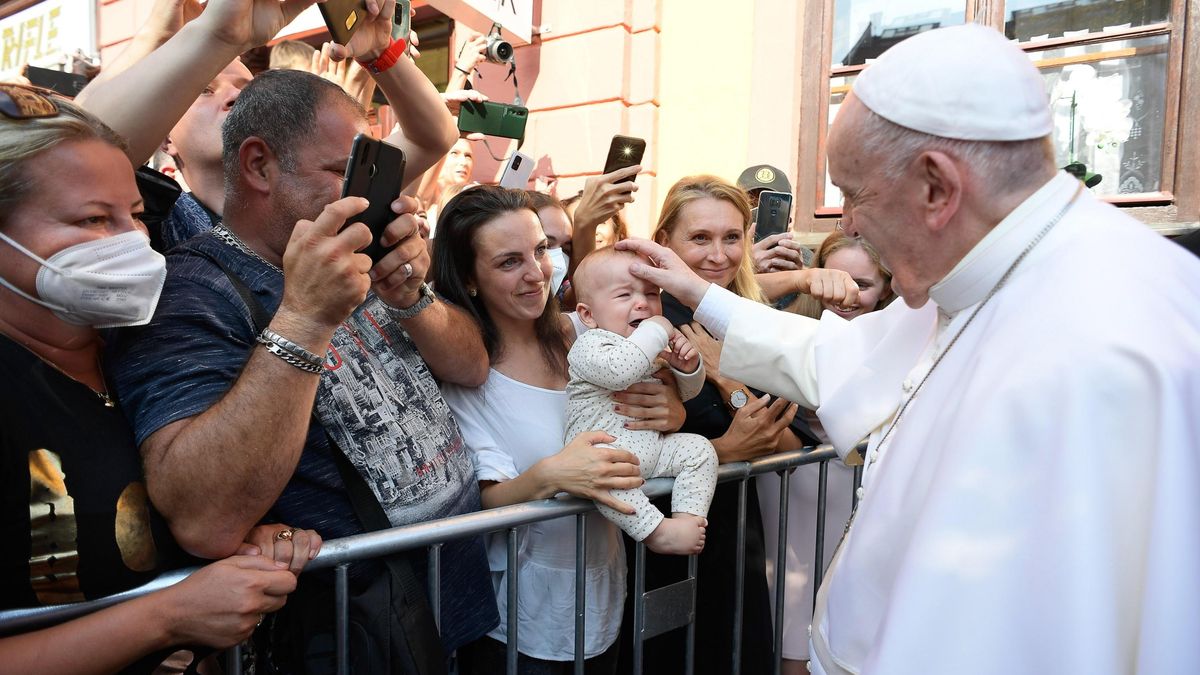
top-left (930, 171), bottom-right (1079, 316)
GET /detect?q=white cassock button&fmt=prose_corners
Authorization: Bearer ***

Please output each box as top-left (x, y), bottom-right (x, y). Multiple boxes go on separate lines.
top-left (870, 450), bottom-right (880, 462)
top-left (902, 378), bottom-right (915, 392)
top-left (856, 487), bottom-right (865, 500)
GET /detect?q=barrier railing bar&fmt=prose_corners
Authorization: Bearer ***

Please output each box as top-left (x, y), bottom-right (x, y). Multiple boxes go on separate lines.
top-left (428, 543), bottom-right (442, 630)
top-left (335, 563), bottom-right (349, 675)
top-left (632, 540), bottom-right (647, 675)
top-left (813, 460), bottom-right (829, 612)
top-left (506, 528), bottom-right (519, 675)
top-left (0, 448), bottom-right (841, 638)
top-left (685, 554), bottom-right (698, 675)
top-left (731, 478), bottom-right (747, 675)
top-left (224, 642), bottom-right (242, 675)
top-left (574, 513), bottom-right (587, 674)
top-left (772, 467), bottom-right (792, 675)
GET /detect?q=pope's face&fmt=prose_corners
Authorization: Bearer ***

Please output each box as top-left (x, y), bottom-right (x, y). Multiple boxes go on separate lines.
top-left (827, 95), bottom-right (930, 307)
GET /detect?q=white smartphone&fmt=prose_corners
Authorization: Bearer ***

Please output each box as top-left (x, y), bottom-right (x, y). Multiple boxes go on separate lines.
top-left (498, 151), bottom-right (534, 189)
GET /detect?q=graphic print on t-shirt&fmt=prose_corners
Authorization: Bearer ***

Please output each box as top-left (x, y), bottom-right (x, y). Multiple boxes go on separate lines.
top-left (313, 296), bottom-right (475, 526)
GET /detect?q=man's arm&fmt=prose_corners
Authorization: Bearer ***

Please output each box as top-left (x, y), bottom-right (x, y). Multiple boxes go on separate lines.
top-left (393, 296), bottom-right (488, 386)
top-left (77, 0), bottom-right (315, 164)
top-left (135, 199), bottom-right (374, 559)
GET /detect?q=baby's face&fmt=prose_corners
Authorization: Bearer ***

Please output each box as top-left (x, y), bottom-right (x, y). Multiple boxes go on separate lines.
top-left (584, 258), bottom-right (663, 338)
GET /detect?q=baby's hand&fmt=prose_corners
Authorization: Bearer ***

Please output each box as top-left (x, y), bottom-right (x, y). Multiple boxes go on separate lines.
top-left (664, 331), bottom-right (699, 373)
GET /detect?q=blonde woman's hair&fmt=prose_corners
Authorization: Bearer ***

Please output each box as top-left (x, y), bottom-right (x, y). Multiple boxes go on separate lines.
top-left (652, 175), bottom-right (767, 304)
top-left (0, 94), bottom-right (127, 226)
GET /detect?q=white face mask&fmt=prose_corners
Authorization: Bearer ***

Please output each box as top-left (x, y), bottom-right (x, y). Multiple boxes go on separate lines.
top-left (0, 230), bottom-right (166, 328)
top-left (548, 246), bottom-right (569, 297)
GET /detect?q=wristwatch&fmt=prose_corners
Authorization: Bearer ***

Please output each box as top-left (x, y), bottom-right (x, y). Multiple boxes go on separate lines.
top-left (729, 388), bottom-right (749, 410)
top-left (387, 282), bottom-right (435, 319)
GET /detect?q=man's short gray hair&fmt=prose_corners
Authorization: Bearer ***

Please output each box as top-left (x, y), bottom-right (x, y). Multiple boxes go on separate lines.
top-left (856, 107), bottom-right (1054, 194)
top-left (221, 68), bottom-right (364, 192)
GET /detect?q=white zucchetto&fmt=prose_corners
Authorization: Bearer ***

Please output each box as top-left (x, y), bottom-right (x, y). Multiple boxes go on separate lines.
top-left (853, 23), bottom-right (1053, 141)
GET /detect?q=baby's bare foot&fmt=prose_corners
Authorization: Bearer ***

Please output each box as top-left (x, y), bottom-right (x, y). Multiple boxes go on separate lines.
top-left (645, 513), bottom-right (707, 555)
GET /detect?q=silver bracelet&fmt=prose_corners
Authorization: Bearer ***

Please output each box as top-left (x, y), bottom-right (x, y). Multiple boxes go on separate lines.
top-left (257, 329), bottom-right (324, 374)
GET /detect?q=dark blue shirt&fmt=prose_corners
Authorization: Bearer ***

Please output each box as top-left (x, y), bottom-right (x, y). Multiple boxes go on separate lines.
top-left (108, 229), bottom-right (497, 652)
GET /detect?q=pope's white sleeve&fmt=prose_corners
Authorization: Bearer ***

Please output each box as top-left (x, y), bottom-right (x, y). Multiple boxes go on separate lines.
top-left (694, 283), bottom-right (738, 339)
top-left (720, 296), bottom-right (822, 410)
top-left (669, 356), bottom-right (705, 402)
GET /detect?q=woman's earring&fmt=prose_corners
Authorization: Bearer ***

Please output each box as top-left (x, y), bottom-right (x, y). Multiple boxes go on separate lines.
top-left (469, 288), bottom-right (477, 297)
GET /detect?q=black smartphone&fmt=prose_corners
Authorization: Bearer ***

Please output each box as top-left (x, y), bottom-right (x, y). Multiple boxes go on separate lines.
top-left (22, 65), bottom-right (87, 98)
top-left (602, 135), bottom-right (646, 183)
top-left (457, 101), bottom-right (529, 140)
top-left (753, 190), bottom-right (793, 242)
top-left (341, 134), bottom-right (407, 264)
top-left (319, 0), bottom-right (367, 45)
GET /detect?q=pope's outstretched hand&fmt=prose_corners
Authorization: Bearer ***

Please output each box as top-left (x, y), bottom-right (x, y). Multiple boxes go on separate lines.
top-left (616, 239), bottom-right (711, 310)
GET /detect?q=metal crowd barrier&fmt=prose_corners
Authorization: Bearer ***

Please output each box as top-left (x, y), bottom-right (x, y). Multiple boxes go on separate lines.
top-left (0, 445), bottom-right (861, 675)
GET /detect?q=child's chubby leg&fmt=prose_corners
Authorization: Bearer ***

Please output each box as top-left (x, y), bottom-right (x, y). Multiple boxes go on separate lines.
top-left (656, 433), bottom-right (719, 522)
top-left (644, 512), bottom-right (708, 555)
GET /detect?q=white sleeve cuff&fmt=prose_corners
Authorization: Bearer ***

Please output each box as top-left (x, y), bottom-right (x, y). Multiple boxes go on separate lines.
top-left (694, 283), bottom-right (739, 340)
top-left (627, 320), bottom-right (670, 363)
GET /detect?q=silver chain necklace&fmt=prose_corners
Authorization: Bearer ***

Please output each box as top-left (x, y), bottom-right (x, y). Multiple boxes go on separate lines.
top-left (844, 183), bottom-right (1083, 535)
top-left (211, 223), bottom-right (282, 274)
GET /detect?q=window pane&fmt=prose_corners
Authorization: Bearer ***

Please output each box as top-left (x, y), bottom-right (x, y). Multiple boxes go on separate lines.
top-left (823, 75), bottom-right (855, 208)
top-left (821, 33), bottom-right (1169, 207)
top-left (832, 0), bottom-right (966, 67)
top-left (1037, 34), bottom-right (1169, 195)
top-left (1005, 0), bottom-right (1170, 43)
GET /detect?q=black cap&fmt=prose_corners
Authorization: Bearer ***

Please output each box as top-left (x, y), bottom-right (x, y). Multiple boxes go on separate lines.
top-left (737, 164), bottom-right (791, 194)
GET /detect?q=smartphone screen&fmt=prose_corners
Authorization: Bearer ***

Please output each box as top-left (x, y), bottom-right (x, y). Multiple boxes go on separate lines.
top-left (753, 191), bottom-right (793, 242)
top-left (602, 135), bottom-right (646, 183)
top-left (341, 134), bottom-right (407, 263)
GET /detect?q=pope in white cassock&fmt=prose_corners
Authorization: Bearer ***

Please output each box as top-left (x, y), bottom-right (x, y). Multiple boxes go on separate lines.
top-left (619, 23), bottom-right (1200, 675)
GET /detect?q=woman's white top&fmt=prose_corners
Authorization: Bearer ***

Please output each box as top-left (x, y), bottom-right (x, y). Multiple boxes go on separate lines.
top-left (441, 369), bottom-right (626, 660)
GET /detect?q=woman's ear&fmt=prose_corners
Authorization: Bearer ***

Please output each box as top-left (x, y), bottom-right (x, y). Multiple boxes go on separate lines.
top-left (576, 302), bottom-right (598, 329)
top-left (653, 229), bottom-right (670, 246)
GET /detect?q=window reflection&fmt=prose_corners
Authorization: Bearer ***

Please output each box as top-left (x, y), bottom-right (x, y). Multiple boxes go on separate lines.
top-left (1005, 0), bottom-right (1170, 42)
top-left (832, 1), bottom-right (966, 67)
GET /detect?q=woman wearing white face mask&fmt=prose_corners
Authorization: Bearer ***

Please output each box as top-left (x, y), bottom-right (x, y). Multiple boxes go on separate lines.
top-left (0, 86), bottom-right (318, 674)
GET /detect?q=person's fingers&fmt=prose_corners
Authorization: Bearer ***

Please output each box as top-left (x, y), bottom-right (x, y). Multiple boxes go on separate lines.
top-left (307, 530), bottom-right (324, 560)
top-left (591, 491), bottom-right (638, 515)
top-left (232, 553), bottom-right (290, 572)
top-left (615, 403), bottom-right (666, 420)
top-left (602, 164), bottom-right (642, 182)
top-left (612, 390), bottom-right (660, 406)
top-left (259, 569), bottom-right (299, 597)
top-left (236, 542), bottom-right (261, 556)
top-left (577, 430), bottom-right (617, 446)
top-left (757, 232), bottom-right (789, 250)
top-left (271, 539), bottom-right (294, 570)
top-left (741, 393), bottom-right (772, 417)
top-left (599, 445), bottom-right (641, 466)
top-left (286, 529), bottom-right (315, 574)
top-left (378, 211), bottom-right (420, 247)
top-left (623, 418), bottom-right (669, 432)
top-left (312, 197), bottom-right (369, 236)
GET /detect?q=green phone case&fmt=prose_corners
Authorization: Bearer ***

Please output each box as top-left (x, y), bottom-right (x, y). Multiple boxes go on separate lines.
top-left (457, 101), bottom-right (529, 141)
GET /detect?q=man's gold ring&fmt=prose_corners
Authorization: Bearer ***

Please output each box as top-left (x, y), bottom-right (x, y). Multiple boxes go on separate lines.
top-left (274, 528), bottom-right (298, 542)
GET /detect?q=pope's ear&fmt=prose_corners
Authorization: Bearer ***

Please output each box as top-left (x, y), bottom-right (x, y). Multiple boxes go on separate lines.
top-left (916, 150), bottom-right (962, 232)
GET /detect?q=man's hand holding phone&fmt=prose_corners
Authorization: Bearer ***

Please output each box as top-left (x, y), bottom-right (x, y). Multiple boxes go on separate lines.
top-left (752, 232), bottom-right (807, 272)
top-left (370, 195), bottom-right (429, 307)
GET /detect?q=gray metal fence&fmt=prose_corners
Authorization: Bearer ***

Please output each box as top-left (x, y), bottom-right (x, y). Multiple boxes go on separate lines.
top-left (0, 445), bottom-right (857, 675)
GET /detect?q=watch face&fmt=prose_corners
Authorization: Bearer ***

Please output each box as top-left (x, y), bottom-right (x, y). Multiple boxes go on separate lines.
top-left (730, 389), bottom-right (749, 409)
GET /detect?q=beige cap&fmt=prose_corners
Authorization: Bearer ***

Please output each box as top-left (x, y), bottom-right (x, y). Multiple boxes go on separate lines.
top-left (853, 23), bottom-right (1053, 141)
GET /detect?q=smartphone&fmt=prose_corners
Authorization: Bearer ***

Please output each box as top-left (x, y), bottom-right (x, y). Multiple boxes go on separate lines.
top-left (22, 65), bottom-right (87, 98)
top-left (319, 0), bottom-right (367, 46)
top-left (457, 101), bottom-right (529, 140)
top-left (392, 0), bottom-right (412, 49)
top-left (341, 134), bottom-right (407, 264)
top-left (602, 135), bottom-right (646, 183)
top-left (753, 190), bottom-right (793, 242)
top-left (498, 151), bottom-right (534, 189)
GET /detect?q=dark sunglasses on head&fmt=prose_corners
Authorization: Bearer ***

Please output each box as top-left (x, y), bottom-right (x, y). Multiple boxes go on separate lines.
top-left (0, 83), bottom-right (60, 120)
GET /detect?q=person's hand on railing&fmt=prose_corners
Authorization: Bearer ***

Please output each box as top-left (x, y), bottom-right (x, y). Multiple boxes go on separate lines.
top-left (536, 431), bottom-right (643, 514)
top-left (711, 394), bottom-right (798, 463)
top-left (158, 555), bottom-right (297, 648)
top-left (238, 524), bottom-right (323, 576)
top-left (613, 367), bottom-right (686, 433)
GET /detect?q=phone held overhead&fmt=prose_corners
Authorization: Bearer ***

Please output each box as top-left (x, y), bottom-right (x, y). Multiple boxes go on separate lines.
top-left (602, 135), bottom-right (646, 183)
top-left (499, 151), bottom-right (534, 189)
top-left (342, 134), bottom-right (407, 264)
top-left (752, 190), bottom-right (793, 242)
top-left (457, 101), bottom-right (529, 140)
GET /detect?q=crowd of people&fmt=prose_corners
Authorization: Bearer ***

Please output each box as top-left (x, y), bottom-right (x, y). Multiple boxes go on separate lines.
top-left (2, 1), bottom-right (1198, 675)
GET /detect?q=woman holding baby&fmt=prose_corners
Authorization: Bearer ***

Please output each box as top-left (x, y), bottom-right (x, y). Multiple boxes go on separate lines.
top-left (433, 186), bottom-right (690, 673)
